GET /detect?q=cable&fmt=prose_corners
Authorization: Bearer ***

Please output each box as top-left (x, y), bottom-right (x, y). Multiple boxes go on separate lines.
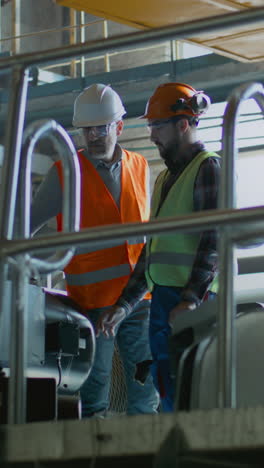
top-left (56, 350), bottom-right (62, 387)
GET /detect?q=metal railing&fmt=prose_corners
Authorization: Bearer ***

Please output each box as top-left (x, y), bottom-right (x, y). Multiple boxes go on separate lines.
top-left (1, 15), bottom-right (177, 78)
top-left (218, 82), bottom-right (264, 408)
top-left (0, 6), bottom-right (264, 423)
top-left (3, 119), bottom-right (81, 424)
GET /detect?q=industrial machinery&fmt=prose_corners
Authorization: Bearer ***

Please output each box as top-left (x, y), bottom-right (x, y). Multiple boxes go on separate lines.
top-left (0, 283), bottom-right (95, 422)
top-left (0, 118), bottom-right (96, 424)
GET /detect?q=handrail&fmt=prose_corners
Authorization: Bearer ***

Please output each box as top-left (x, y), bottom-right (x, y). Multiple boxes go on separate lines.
top-left (221, 83), bottom-right (264, 209)
top-left (0, 66), bottom-right (29, 240)
top-left (22, 119), bottom-right (81, 234)
top-left (0, 66), bottom-right (29, 387)
top-left (6, 119), bottom-right (80, 425)
top-left (218, 82), bottom-right (264, 409)
top-left (1, 205), bottom-right (264, 259)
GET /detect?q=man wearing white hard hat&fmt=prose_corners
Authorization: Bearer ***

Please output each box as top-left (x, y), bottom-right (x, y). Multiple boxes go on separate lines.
top-left (31, 83), bottom-right (159, 417)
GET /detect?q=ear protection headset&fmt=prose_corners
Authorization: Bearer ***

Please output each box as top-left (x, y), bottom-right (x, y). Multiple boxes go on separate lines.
top-left (170, 91), bottom-right (211, 116)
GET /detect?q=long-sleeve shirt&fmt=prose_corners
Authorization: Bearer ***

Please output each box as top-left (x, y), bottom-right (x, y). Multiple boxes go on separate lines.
top-left (116, 142), bottom-right (221, 314)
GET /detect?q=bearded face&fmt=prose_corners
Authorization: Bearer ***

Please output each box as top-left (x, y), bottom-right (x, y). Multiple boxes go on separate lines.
top-left (149, 119), bottom-right (184, 167)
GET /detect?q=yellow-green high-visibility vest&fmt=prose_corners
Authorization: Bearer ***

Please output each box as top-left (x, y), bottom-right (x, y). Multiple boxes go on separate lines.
top-left (145, 150), bottom-right (220, 293)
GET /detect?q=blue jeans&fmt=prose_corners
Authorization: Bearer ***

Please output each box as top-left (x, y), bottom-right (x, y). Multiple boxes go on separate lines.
top-left (150, 285), bottom-right (215, 413)
top-left (81, 299), bottom-right (159, 416)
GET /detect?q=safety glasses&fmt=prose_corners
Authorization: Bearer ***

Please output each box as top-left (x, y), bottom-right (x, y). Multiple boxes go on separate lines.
top-left (147, 116), bottom-right (184, 132)
top-left (147, 118), bottom-right (174, 131)
top-left (83, 121), bottom-right (116, 137)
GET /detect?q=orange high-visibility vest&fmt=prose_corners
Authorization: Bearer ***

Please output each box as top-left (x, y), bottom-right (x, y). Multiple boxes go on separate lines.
top-left (55, 149), bottom-right (151, 309)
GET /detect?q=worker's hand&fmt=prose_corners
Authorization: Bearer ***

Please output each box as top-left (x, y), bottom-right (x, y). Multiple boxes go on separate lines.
top-left (96, 305), bottom-right (126, 338)
top-left (168, 301), bottom-right (197, 328)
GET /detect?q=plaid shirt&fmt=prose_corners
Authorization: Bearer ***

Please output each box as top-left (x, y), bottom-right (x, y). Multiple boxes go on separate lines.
top-left (117, 142), bottom-right (221, 314)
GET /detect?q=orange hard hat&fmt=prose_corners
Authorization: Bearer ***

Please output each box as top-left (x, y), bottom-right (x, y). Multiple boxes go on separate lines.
top-left (141, 82), bottom-right (210, 120)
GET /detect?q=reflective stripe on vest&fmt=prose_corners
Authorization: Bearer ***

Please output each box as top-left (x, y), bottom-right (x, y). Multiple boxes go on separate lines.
top-left (149, 251), bottom-right (195, 267)
top-left (145, 151), bottom-right (220, 293)
top-left (75, 236), bottom-right (146, 255)
top-left (65, 263), bottom-right (133, 286)
top-left (55, 149), bottom-right (151, 309)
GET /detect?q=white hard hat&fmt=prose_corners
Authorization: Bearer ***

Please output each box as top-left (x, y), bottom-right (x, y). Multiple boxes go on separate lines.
top-left (72, 83), bottom-right (126, 127)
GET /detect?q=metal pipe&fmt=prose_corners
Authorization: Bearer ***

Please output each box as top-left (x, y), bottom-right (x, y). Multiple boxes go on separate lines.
top-left (80, 11), bottom-right (85, 77)
top-left (0, 7), bottom-right (263, 69)
top-left (7, 119), bottom-right (81, 424)
top-left (218, 82), bottom-right (264, 409)
top-left (0, 1), bottom-right (1, 53)
top-left (20, 119), bottom-right (81, 272)
top-left (0, 65), bottom-right (29, 327)
top-left (21, 119), bottom-right (80, 235)
top-left (0, 65), bottom-right (29, 240)
top-left (29, 251), bottom-right (74, 274)
top-left (217, 232), bottom-right (236, 409)
top-left (220, 82), bottom-right (264, 209)
top-left (8, 255), bottom-right (29, 424)
top-left (1, 205), bottom-right (264, 259)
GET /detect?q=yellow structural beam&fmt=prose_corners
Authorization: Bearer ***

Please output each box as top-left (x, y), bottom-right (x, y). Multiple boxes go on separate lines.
top-left (55, 1), bottom-right (264, 62)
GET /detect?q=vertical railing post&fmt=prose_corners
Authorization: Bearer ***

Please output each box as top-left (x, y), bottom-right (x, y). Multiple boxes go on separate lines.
top-left (7, 118), bottom-right (81, 425)
top-left (0, 65), bottom-right (29, 340)
top-left (0, 64), bottom-right (29, 424)
top-left (0, 1), bottom-right (2, 53)
top-left (217, 82), bottom-right (264, 409)
top-left (8, 255), bottom-right (30, 424)
top-left (80, 11), bottom-right (85, 77)
top-left (217, 94), bottom-right (238, 409)
top-left (0, 65), bottom-right (29, 240)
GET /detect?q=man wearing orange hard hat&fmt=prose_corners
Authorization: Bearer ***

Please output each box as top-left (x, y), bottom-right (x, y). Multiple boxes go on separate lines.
top-left (98, 82), bottom-right (221, 412)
